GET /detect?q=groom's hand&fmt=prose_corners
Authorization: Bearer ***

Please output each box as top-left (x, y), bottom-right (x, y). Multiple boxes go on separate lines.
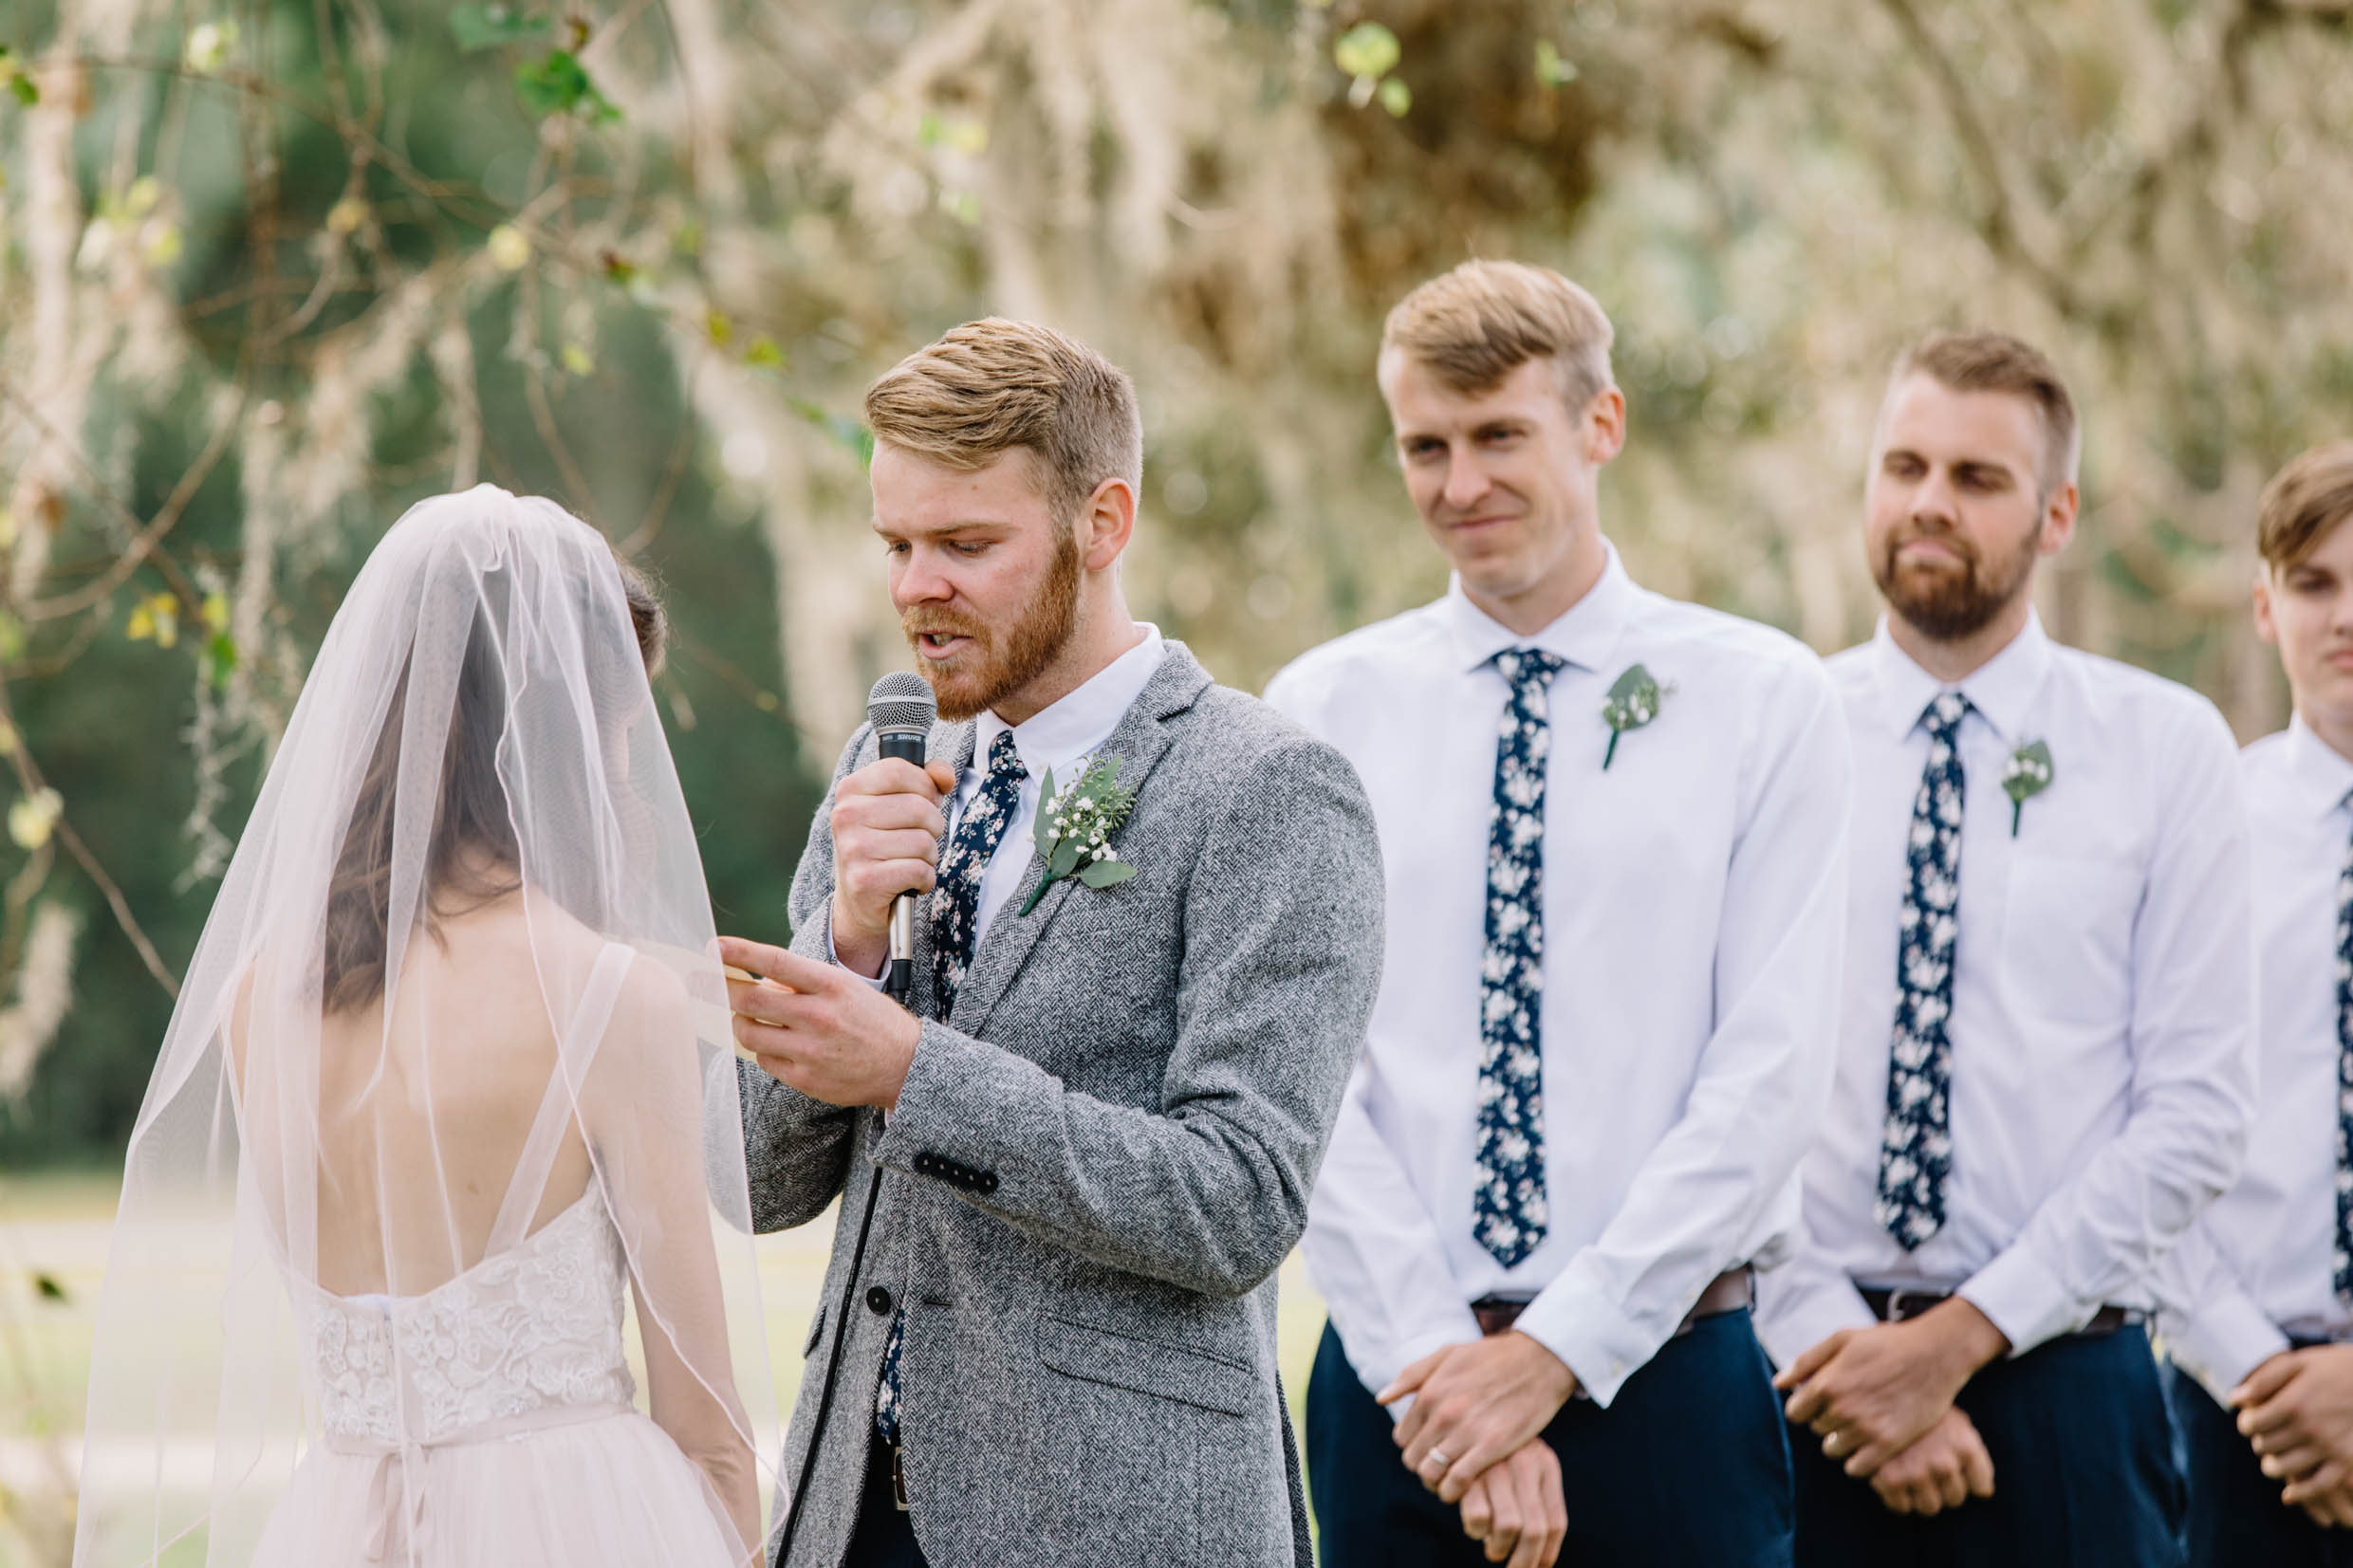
top-left (829, 756), bottom-right (957, 978)
top-left (719, 937), bottom-right (923, 1110)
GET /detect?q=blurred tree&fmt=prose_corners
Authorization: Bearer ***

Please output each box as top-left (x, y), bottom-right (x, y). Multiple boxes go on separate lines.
top-left (5, 0), bottom-right (2353, 1171)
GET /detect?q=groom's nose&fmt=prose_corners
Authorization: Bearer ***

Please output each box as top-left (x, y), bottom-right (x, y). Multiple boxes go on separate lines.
top-left (891, 544), bottom-right (958, 610)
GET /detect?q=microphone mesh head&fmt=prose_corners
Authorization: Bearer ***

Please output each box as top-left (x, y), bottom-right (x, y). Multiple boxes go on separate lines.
top-left (867, 671), bottom-right (938, 738)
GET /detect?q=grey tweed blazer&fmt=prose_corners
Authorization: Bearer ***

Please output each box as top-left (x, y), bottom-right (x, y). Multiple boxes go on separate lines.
top-left (740, 642), bottom-right (1383, 1568)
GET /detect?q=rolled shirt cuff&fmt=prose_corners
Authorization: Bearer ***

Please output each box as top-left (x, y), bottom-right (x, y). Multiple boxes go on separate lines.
top-left (2159, 1290), bottom-right (2291, 1407)
top-left (1957, 1245), bottom-right (2079, 1357)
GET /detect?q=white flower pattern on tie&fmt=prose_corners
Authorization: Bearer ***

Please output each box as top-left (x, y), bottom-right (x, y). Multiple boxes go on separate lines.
top-left (1875, 692), bottom-right (1970, 1249)
top-left (1473, 648), bottom-right (1566, 1269)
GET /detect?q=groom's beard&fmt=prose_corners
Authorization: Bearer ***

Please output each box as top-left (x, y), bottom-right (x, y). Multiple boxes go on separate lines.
top-left (903, 527), bottom-right (1084, 723)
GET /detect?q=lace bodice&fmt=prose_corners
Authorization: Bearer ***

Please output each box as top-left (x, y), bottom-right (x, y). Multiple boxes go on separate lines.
top-left (301, 1191), bottom-right (637, 1446)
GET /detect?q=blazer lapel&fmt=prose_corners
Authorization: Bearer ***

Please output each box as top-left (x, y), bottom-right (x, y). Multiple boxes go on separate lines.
top-left (948, 643), bottom-right (1214, 1038)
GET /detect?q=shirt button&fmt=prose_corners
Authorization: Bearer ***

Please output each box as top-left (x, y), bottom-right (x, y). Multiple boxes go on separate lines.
top-left (866, 1285), bottom-right (893, 1316)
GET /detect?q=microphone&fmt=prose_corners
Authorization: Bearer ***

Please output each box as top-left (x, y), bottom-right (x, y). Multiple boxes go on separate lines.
top-left (866, 672), bottom-right (938, 1004)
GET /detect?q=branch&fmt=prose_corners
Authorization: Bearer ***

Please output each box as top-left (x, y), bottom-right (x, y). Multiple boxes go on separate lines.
top-left (0, 680), bottom-right (179, 999)
top-left (1873, 0), bottom-right (2082, 317)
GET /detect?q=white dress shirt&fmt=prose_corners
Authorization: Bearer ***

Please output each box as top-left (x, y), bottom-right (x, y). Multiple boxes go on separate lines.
top-left (1265, 544), bottom-right (1852, 1409)
top-left (1755, 614), bottom-right (2255, 1369)
top-left (836, 625), bottom-right (1165, 973)
top-left (2158, 716), bottom-right (2353, 1401)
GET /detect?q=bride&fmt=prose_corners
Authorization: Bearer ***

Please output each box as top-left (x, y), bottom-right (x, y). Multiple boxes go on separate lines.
top-left (70, 488), bottom-right (775, 1566)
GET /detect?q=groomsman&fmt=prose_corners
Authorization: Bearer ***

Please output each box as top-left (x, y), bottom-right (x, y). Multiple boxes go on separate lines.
top-left (1757, 331), bottom-right (2254, 1567)
top-left (1267, 259), bottom-right (1852, 1566)
top-left (2158, 440), bottom-right (2353, 1564)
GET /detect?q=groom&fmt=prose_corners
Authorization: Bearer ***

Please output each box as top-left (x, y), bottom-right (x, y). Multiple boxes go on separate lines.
top-left (720, 317), bottom-right (1385, 1568)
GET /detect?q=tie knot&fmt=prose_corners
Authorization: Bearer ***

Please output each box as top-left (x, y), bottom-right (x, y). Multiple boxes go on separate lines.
top-left (1494, 648), bottom-right (1566, 691)
top-left (985, 729), bottom-right (1027, 781)
top-left (1919, 692), bottom-right (1970, 738)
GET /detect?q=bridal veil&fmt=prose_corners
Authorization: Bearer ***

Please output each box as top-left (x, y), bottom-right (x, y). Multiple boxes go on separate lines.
top-left (70, 487), bottom-right (777, 1564)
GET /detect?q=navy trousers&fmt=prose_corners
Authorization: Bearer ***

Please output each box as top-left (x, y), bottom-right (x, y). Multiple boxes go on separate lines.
top-left (1306, 1309), bottom-right (1795, 1567)
top-left (839, 1435), bottom-right (929, 1568)
top-left (2166, 1359), bottom-right (2353, 1568)
top-left (1790, 1324), bottom-right (2183, 1568)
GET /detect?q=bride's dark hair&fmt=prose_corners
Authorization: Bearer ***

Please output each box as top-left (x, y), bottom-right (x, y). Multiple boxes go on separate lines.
top-left (322, 549), bottom-right (666, 1013)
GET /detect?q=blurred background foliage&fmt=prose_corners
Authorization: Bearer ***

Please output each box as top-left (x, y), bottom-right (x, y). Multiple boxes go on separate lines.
top-left (2, 0), bottom-right (2351, 1187)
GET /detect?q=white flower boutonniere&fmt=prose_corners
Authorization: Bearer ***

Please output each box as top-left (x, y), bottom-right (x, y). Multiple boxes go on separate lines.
top-left (1020, 756), bottom-right (1139, 915)
top-left (2000, 740), bottom-right (2054, 838)
top-left (1601, 663), bottom-right (1673, 770)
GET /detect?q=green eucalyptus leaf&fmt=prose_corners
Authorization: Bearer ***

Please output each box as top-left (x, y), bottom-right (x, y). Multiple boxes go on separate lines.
top-left (1031, 766), bottom-right (1059, 855)
top-left (451, 3), bottom-right (550, 52)
top-left (1077, 859), bottom-right (1137, 891)
top-left (1605, 663), bottom-right (1657, 705)
top-left (1049, 838), bottom-right (1084, 878)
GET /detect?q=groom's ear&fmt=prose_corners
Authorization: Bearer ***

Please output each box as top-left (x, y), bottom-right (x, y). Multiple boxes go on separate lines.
top-left (1077, 476), bottom-right (1138, 572)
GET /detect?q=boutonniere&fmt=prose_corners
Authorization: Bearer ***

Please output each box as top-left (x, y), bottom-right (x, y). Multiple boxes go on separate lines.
top-left (1999, 740), bottom-right (2054, 838)
top-left (1019, 756), bottom-right (1139, 915)
top-left (1601, 664), bottom-right (1673, 770)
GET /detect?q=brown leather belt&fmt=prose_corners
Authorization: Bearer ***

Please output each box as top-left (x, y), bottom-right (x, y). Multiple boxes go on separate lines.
top-left (1857, 1285), bottom-right (2136, 1337)
top-left (1472, 1266), bottom-right (1753, 1339)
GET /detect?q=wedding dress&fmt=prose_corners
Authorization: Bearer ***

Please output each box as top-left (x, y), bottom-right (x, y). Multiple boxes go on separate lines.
top-left (71, 489), bottom-right (776, 1567)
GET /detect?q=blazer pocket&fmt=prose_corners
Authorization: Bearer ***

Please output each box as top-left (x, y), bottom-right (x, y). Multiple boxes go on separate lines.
top-left (1035, 1315), bottom-right (1252, 1418)
top-left (802, 1304), bottom-right (827, 1357)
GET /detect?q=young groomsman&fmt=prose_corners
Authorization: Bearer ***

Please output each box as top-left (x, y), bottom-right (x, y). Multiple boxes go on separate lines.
top-left (1757, 332), bottom-right (2254, 1567)
top-left (2158, 441), bottom-right (2353, 1564)
top-left (1267, 260), bottom-right (1852, 1567)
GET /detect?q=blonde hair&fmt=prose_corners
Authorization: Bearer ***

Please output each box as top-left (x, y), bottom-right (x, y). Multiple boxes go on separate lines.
top-left (1381, 260), bottom-right (1616, 411)
top-left (2257, 439), bottom-right (2353, 569)
top-left (863, 318), bottom-right (1142, 523)
top-left (1889, 331), bottom-right (2081, 491)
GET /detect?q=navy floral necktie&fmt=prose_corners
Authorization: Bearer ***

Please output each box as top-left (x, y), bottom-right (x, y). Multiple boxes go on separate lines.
top-left (879, 728), bottom-right (1026, 1449)
top-left (2332, 813), bottom-right (2353, 1300)
top-left (928, 729), bottom-right (1028, 1020)
top-left (1876, 692), bottom-right (1970, 1250)
top-left (1473, 647), bottom-right (1566, 1269)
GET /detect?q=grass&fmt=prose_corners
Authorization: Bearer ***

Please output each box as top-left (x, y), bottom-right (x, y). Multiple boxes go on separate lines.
top-left (0, 1171), bottom-right (1330, 1566)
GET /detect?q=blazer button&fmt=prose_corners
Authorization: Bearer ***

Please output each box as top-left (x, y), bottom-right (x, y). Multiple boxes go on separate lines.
top-left (976, 1172), bottom-right (999, 1194)
top-left (866, 1285), bottom-right (893, 1316)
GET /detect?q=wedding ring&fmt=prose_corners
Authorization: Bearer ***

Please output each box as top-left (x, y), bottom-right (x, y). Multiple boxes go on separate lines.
top-left (1427, 1448), bottom-right (1452, 1470)
top-left (1823, 1430), bottom-right (1845, 1458)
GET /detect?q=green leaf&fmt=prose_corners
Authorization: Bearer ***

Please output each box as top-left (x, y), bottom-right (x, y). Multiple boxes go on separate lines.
top-left (1377, 77), bottom-right (1411, 117)
top-left (514, 50), bottom-right (621, 123)
top-left (451, 4), bottom-right (551, 52)
top-left (1077, 859), bottom-right (1137, 891)
top-left (33, 1271), bottom-right (67, 1302)
top-left (8, 76), bottom-right (35, 108)
top-left (1333, 21), bottom-right (1400, 82)
top-left (786, 397), bottom-right (873, 463)
top-left (1049, 838), bottom-right (1084, 878)
top-left (203, 632), bottom-right (238, 690)
top-left (1031, 766), bottom-right (1059, 855)
top-left (1534, 39), bottom-right (1579, 88)
top-left (1605, 663), bottom-right (1658, 706)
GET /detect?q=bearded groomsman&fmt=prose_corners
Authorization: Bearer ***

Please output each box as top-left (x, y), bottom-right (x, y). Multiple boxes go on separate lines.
top-left (1266, 259), bottom-right (1851, 1568)
top-left (2157, 441), bottom-right (2353, 1564)
top-left (1757, 331), bottom-right (2254, 1567)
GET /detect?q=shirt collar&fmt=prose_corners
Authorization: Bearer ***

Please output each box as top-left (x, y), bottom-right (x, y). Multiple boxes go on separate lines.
top-left (2282, 713), bottom-right (2353, 823)
top-left (1866, 610), bottom-right (2056, 744)
top-left (972, 623), bottom-right (1167, 781)
top-left (1440, 539), bottom-right (1640, 676)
